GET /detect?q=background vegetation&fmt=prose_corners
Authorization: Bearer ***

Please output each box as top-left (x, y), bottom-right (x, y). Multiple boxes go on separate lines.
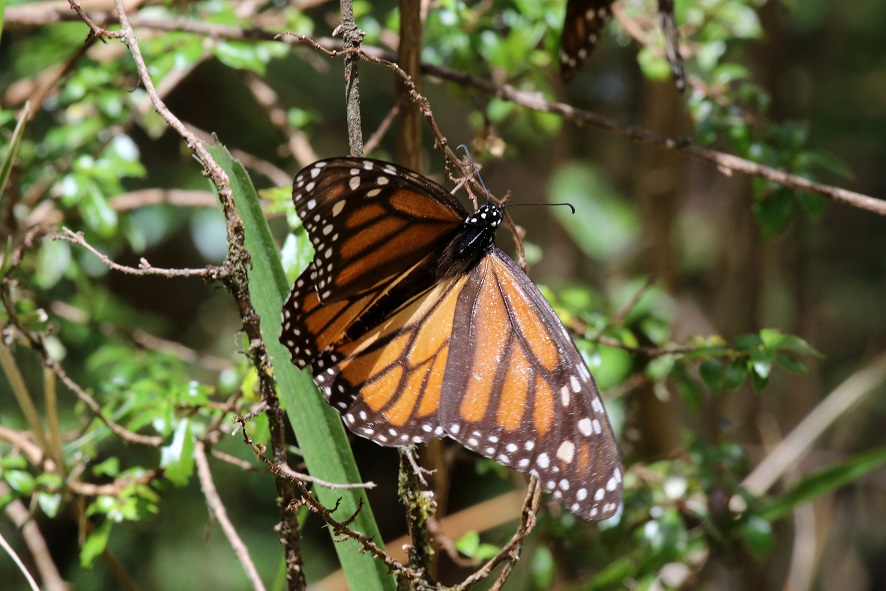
top-left (2, 0), bottom-right (886, 589)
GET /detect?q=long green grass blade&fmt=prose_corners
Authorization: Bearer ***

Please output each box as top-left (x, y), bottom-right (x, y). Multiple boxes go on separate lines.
top-left (1, 102), bottom-right (30, 198)
top-left (206, 142), bottom-right (395, 591)
top-left (757, 446), bottom-right (886, 522)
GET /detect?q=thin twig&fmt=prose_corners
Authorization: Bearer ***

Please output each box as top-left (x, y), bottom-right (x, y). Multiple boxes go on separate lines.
top-left (238, 417), bottom-right (376, 490)
top-left (195, 441), bottom-right (268, 591)
top-left (57, 228), bottom-right (214, 278)
top-left (3, 489), bottom-right (69, 591)
top-left (338, 0), bottom-right (365, 157)
top-left (454, 477), bottom-right (540, 591)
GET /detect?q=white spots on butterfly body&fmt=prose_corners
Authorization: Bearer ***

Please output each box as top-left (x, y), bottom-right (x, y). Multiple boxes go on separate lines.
top-left (517, 458), bottom-right (530, 468)
top-left (377, 176), bottom-right (390, 186)
top-left (545, 480), bottom-right (556, 491)
top-left (388, 428), bottom-right (398, 437)
top-left (310, 167), bottom-right (321, 178)
top-left (484, 446), bottom-right (495, 455)
top-left (579, 363), bottom-right (591, 383)
top-left (362, 161), bottom-right (373, 170)
top-left (496, 454), bottom-right (510, 465)
top-left (595, 488), bottom-right (605, 501)
top-left (348, 176), bottom-right (360, 191)
top-left (305, 198), bottom-right (317, 211)
top-left (421, 424), bottom-right (432, 433)
top-left (558, 479), bottom-right (569, 491)
top-left (593, 419), bottom-right (602, 434)
top-left (578, 418), bottom-right (594, 437)
top-left (506, 443), bottom-right (518, 453)
top-left (525, 441), bottom-right (535, 451)
top-left (366, 188), bottom-right (381, 198)
top-left (345, 413), bottom-right (355, 424)
top-left (536, 453), bottom-right (550, 469)
top-left (487, 435), bottom-right (499, 443)
top-left (449, 424), bottom-right (460, 435)
top-left (577, 488), bottom-right (588, 501)
top-left (556, 440), bottom-right (575, 464)
top-left (467, 437), bottom-right (479, 447)
top-left (331, 201), bottom-right (346, 217)
top-left (305, 181), bottom-right (316, 192)
top-left (349, 168), bottom-right (360, 176)
top-left (358, 410), bottom-right (367, 421)
top-left (606, 475), bottom-right (618, 491)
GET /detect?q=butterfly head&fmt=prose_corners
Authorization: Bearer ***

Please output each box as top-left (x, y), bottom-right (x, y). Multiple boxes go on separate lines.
top-left (459, 204), bottom-right (501, 252)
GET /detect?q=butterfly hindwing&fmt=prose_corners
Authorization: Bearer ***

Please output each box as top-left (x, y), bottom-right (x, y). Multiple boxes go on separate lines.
top-left (311, 276), bottom-right (469, 446)
top-left (439, 249), bottom-right (622, 520)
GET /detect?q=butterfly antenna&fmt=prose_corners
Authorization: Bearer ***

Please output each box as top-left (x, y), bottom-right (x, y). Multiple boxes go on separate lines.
top-left (457, 145), bottom-right (575, 214)
top-left (502, 201), bottom-right (576, 214)
top-left (457, 144), bottom-right (493, 205)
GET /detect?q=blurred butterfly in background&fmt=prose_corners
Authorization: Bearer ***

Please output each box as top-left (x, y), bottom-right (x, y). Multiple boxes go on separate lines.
top-left (560, 0), bottom-right (685, 91)
top-left (279, 157), bottom-right (623, 520)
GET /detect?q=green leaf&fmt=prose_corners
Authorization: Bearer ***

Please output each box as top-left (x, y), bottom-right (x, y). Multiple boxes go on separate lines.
top-left (775, 354), bottom-right (807, 374)
top-left (37, 492), bottom-right (63, 518)
top-left (160, 419), bottom-right (195, 486)
top-left (81, 519), bottom-right (112, 568)
top-left (750, 349), bottom-right (775, 379)
top-left (4, 470), bottom-right (35, 494)
top-left (740, 515), bottom-right (773, 560)
top-left (454, 531), bottom-right (499, 560)
top-left (647, 354), bottom-right (677, 382)
top-left (530, 546), bottom-right (556, 589)
top-left (206, 141), bottom-right (395, 591)
top-left (724, 359), bottom-right (748, 390)
top-left (759, 447), bottom-right (886, 522)
top-left (752, 191), bottom-right (793, 239)
top-left (699, 360), bottom-right (726, 393)
top-left (759, 329), bottom-right (822, 357)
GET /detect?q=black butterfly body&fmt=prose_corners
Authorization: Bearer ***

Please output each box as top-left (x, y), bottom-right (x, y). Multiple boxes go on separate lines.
top-left (280, 158), bottom-right (623, 520)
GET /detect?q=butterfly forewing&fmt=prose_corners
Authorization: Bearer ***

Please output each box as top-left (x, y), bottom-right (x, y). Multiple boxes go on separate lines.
top-left (292, 159), bottom-right (465, 303)
top-left (283, 160), bottom-right (467, 367)
top-left (439, 250), bottom-right (622, 520)
top-left (560, 0), bottom-right (615, 81)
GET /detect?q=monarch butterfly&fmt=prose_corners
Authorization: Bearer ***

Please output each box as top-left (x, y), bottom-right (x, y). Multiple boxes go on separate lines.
top-left (560, 0), bottom-right (684, 90)
top-left (279, 158), bottom-right (623, 520)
